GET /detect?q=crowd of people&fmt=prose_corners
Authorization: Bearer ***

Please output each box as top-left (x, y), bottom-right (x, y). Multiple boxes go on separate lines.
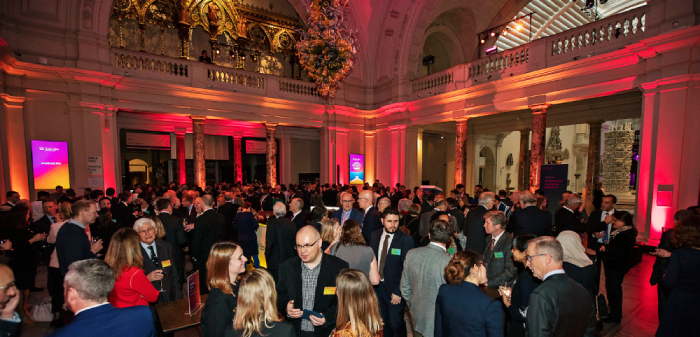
top-left (0, 180), bottom-right (698, 337)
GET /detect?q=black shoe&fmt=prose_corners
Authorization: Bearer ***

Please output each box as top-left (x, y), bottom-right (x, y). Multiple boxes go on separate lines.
top-left (29, 286), bottom-right (44, 292)
top-left (602, 317), bottom-right (621, 324)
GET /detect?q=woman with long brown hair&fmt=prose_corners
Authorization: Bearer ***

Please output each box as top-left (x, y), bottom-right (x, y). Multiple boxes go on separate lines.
top-left (330, 269), bottom-right (383, 337)
top-left (226, 269), bottom-right (294, 337)
top-left (327, 220), bottom-right (380, 285)
top-left (105, 228), bottom-right (159, 308)
top-left (201, 241), bottom-right (248, 337)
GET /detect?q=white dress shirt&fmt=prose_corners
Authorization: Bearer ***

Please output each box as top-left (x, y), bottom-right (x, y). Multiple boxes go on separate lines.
top-left (542, 269), bottom-right (566, 281)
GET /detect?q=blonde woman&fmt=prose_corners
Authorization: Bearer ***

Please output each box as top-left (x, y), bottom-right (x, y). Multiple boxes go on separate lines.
top-left (226, 269), bottom-right (294, 337)
top-left (331, 269), bottom-right (383, 337)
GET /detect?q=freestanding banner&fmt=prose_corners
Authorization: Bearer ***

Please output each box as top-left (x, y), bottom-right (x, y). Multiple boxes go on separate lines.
top-left (349, 154), bottom-right (364, 184)
top-left (539, 164), bottom-right (569, 214)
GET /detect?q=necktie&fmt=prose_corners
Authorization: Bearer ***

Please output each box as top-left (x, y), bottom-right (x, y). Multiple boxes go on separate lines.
top-left (342, 211), bottom-right (348, 226)
top-left (379, 235), bottom-right (390, 279)
top-left (491, 238), bottom-right (495, 250)
top-left (148, 246), bottom-right (160, 266)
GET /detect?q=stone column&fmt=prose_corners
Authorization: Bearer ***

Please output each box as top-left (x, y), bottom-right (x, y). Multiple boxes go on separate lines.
top-left (517, 129), bottom-right (530, 191)
top-left (1, 96), bottom-right (28, 199)
top-left (175, 129), bottom-right (187, 185)
top-left (584, 121), bottom-right (603, 212)
top-left (232, 136), bottom-right (243, 184)
top-left (265, 123), bottom-right (278, 185)
top-left (454, 119), bottom-right (468, 187)
top-left (529, 104), bottom-right (549, 192)
top-left (191, 116), bottom-right (206, 188)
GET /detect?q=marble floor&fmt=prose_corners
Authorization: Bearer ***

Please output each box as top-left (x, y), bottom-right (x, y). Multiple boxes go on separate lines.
top-left (21, 254), bottom-right (661, 337)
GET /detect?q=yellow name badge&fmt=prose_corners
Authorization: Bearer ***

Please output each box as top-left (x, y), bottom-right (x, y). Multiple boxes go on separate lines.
top-left (323, 287), bottom-right (336, 295)
top-left (161, 260), bottom-right (171, 268)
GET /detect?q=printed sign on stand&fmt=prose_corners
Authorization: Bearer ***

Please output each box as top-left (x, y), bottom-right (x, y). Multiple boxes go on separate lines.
top-left (186, 271), bottom-right (203, 315)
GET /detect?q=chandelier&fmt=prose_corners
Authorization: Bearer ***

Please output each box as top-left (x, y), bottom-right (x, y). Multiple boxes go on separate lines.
top-left (296, 0), bottom-right (358, 98)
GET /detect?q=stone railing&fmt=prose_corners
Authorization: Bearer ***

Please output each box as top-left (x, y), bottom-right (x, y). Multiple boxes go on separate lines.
top-left (468, 45), bottom-right (530, 78)
top-left (114, 51), bottom-right (188, 77)
top-left (279, 80), bottom-right (320, 97)
top-left (207, 67), bottom-right (265, 89)
top-left (411, 70), bottom-right (454, 94)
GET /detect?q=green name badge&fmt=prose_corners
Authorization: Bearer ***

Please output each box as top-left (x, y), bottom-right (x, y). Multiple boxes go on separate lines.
top-left (495, 252), bottom-right (504, 258)
top-left (391, 248), bottom-right (401, 255)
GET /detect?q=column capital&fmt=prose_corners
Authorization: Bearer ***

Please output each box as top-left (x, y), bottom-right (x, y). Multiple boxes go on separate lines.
top-left (174, 128), bottom-right (187, 136)
top-left (0, 94), bottom-right (26, 107)
top-left (190, 115), bottom-right (207, 124)
top-left (528, 104), bottom-right (550, 114)
top-left (454, 117), bottom-right (470, 124)
top-left (265, 122), bottom-right (279, 130)
top-left (587, 120), bottom-right (604, 127)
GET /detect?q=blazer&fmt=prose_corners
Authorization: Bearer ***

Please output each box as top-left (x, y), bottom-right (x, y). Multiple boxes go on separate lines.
top-left (246, 194), bottom-right (261, 211)
top-left (370, 229), bottom-right (414, 297)
top-left (435, 281), bottom-right (503, 337)
top-left (56, 221), bottom-right (97, 276)
top-left (178, 205), bottom-right (197, 224)
top-left (109, 266), bottom-right (160, 308)
top-left (291, 211), bottom-right (308, 232)
top-left (400, 243), bottom-right (451, 337)
top-left (265, 217), bottom-right (297, 271)
top-left (650, 229), bottom-right (673, 286)
top-left (48, 303), bottom-right (155, 337)
top-left (276, 255), bottom-right (349, 337)
top-left (463, 205), bottom-right (489, 254)
top-left (507, 206), bottom-right (553, 237)
top-left (225, 321), bottom-right (296, 337)
top-left (585, 210), bottom-right (612, 251)
top-left (600, 228), bottom-right (637, 272)
top-left (483, 232), bottom-right (517, 287)
top-left (232, 211), bottom-right (260, 257)
top-left (191, 209), bottom-right (226, 262)
top-left (323, 189), bottom-right (338, 207)
top-left (526, 273), bottom-right (595, 337)
top-left (30, 215), bottom-right (53, 234)
top-left (657, 247), bottom-right (700, 337)
top-left (330, 208), bottom-right (363, 226)
top-left (217, 202), bottom-right (240, 241)
top-left (261, 194), bottom-right (275, 211)
top-left (0, 316), bottom-right (20, 337)
top-left (201, 283), bottom-right (239, 337)
top-left (139, 240), bottom-right (181, 302)
top-left (554, 208), bottom-right (586, 236)
top-left (449, 209), bottom-right (466, 232)
top-left (111, 202), bottom-right (136, 228)
top-left (361, 206), bottom-right (382, 246)
top-left (157, 212), bottom-right (187, 280)
top-left (419, 209), bottom-right (437, 238)
top-left (419, 201), bottom-right (433, 215)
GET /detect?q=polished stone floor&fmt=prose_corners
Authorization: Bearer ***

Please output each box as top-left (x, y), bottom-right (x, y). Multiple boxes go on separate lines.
top-left (22, 254), bottom-right (661, 336)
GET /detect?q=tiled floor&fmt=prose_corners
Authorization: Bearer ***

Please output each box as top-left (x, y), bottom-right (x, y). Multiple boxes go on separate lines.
top-left (22, 255), bottom-right (661, 337)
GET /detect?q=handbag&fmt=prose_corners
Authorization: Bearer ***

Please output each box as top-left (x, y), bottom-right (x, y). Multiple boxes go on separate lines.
top-left (30, 296), bottom-right (53, 322)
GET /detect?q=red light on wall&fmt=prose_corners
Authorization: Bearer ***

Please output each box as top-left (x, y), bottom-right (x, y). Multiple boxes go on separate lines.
top-left (657, 185), bottom-right (673, 206)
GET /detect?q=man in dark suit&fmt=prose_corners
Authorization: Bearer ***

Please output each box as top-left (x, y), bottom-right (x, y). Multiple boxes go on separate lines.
top-left (265, 202), bottom-right (298, 282)
top-left (155, 199), bottom-right (187, 288)
top-left (390, 188), bottom-right (403, 208)
top-left (260, 187), bottom-right (275, 212)
top-left (50, 259), bottom-right (155, 337)
top-left (419, 193), bottom-right (434, 216)
top-left (56, 201), bottom-right (103, 276)
top-left (370, 207), bottom-right (414, 337)
top-left (135, 218), bottom-right (180, 302)
top-left (482, 210), bottom-right (517, 287)
top-left (110, 192), bottom-right (136, 228)
top-left (358, 190), bottom-right (382, 245)
top-left (525, 237), bottom-right (595, 337)
top-left (463, 192), bottom-right (495, 254)
top-left (419, 199), bottom-right (447, 239)
top-left (277, 226), bottom-right (348, 337)
top-left (217, 192), bottom-right (239, 241)
top-left (586, 194), bottom-right (617, 293)
top-left (191, 195), bottom-right (226, 294)
top-left (0, 264), bottom-right (21, 336)
top-left (289, 198), bottom-right (308, 231)
top-left (553, 193), bottom-right (586, 236)
top-left (507, 190), bottom-right (553, 237)
top-left (322, 184), bottom-right (338, 207)
top-left (246, 187), bottom-right (261, 212)
top-left (178, 196), bottom-right (197, 224)
top-left (30, 198), bottom-right (59, 264)
top-left (331, 192), bottom-right (363, 226)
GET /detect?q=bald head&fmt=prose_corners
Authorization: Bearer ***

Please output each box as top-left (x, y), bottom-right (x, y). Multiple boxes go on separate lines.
top-left (297, 225), bottom-right (321, 241)
top-left (296, 225), bottom-right (322, 265)
top-left (290, 198), bottom-right (303, 213)
top-left (358, 190), bottom-right (374, 209)
top-left (202, 194), bottom-right (215, 207)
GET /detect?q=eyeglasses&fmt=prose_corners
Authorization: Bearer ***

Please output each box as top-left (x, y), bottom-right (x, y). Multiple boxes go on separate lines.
top-left (357, 198), bottom-right (369, 201)
top-left (138, 227), bottom-right (155, 235)
top-left (341, 200), bottom-right (354, 203)
top-left (0, 282), bottom-right (16, 291)
top-left (526, 254), bottom-right (547, 262)
top-left (295, 238), bottom-right (320, 251)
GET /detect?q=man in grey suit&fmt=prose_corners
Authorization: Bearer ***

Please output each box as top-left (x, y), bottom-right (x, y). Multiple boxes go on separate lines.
top-left (482, 210), bottom-right (517, 287)
top-left (400, 219), bottom-right (452, 337)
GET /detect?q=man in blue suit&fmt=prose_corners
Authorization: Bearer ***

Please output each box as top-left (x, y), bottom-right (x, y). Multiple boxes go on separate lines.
top-left (370, 207), bottom-right (414, 337)
top-left (49, 259), bottom-right (155, 337)
top-left (331, 192), bottom-right (363, 226)
top-left (359, 190), bottom-right (382, 245)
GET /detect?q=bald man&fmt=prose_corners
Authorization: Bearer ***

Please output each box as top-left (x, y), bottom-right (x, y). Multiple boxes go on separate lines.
top-left (277, 226), bottom-right (349, 337)
top-left (359, 190), bottom-right (382, 245)
top-left (191, 194), bottom-right (226, 294)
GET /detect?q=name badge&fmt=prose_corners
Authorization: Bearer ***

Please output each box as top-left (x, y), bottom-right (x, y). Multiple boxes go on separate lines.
top-left (494, 252), bottom-right (504, 259)
top-left (161, 260), bottom-right (171, 268)
top-left (391, 248), bottom-right (401, 255)
top-left (323, 287), bottom-right (336, 295)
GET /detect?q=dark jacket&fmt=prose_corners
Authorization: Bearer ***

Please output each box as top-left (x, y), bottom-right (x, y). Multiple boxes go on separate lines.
top-left (217, 202), bottom-right (239, 241)
top-left (0, 316), bottom-right (20, 337)
top-left (585, 210), bottom-right (612, 252)
top-left (225, 321), bottom-right (296, 337)
top-left (140, 240), bottom-right (181, 303)
top-left (526, 273), bottom-right (595, 337)
top-left (232, 211), bottom-right (259, 257)
top-left (650, 229), bottom-right (673, 286)
top-left (191, 209), bottom-right (226, 262)
top-left (330, 208), bottom-right (363, 226)
top-left (111, 202), bottom-right (136, 228)
top-left (463, 205), bottom-right (489, 254)
top-left (48, 303), bottom-right (154, 337)
top-left (322, 189), bottom-right (338, 207)
top-left (276, 255), bottom-right (349, 337)
top-left (563, 262), bottom-right (595, 299)
top-left (483, 232), bottom-right (517, 287)
top-left (157, 212), bottom-right (187, 284)
top-left (201, 283), bottom-right (239, 337)
top-left (656, 247), bottom-right (700, 337)
top-left (553, 207), bottom-right (586, 236)
top-left (507, 206), bottom-right (552, 237)
top-left (265, 217), bottom-right (297, 271)
top-left (290, 211), bottom-right (308, 232)
top-left (370, 229), bottom-right (414, 297)
top-left (260, 194), bottom-right (275, 212)
top-left (600, 228), bottom-right (637, 272)
top-left (435, 281), bottom-right (504, 337)
top-left (56, 221), bottom-right (97, 276)
top-left (361, 206), bottom-right (382, 246)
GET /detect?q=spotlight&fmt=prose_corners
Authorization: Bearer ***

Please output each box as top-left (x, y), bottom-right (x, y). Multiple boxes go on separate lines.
top-left (485, 46), bottom-right (498, 55)
top-left (480, 39), bottom-right (485, 44)
top-left (516, 23), bottom-right (523, 31)
top-left (216, 48), bottom-right (220, 55)
top-left (490, 31), bottom-right (496, 37)
top-left (503, 29), bottom-right (508, 36)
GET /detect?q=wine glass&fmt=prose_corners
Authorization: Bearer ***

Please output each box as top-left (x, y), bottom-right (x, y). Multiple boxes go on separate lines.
top-left (158, 267), bottom-right (166, 293)
top-left (92, 235), bottom-right (102, 257)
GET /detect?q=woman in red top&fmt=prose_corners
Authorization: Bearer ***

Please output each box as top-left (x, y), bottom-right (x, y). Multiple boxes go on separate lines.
top-left (104, 228), bottom-right (159, 307)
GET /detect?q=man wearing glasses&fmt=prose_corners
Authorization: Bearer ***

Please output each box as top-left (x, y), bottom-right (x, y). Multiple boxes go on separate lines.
top-left (0, 264), bottom-right (20, 336)
top-left (525, 237), bottom-right (595, 337)
top-left (276, 226), bottom-right (349, 337)
top-left (331, 192), bottom-right (363, 226)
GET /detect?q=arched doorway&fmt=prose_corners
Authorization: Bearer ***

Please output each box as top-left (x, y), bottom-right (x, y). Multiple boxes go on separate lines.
top-left (128, 159), bottom-right (149, 187)
top-left (479, 147), bottom-right (496, 191)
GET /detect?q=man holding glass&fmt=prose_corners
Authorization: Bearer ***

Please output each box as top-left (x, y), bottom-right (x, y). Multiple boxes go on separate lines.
top-left (134, 218), bottom-right (180, 303)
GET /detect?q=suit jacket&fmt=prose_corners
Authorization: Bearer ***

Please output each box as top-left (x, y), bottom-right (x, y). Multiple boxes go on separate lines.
top-left (246, 194), bottom-right (261, 211)
top-left (217, 202), bottom-right (239, 241)
top-left (0, 316), bottom-right (20, 337)
top-left (390, 192), bottom-right (403, 208)
top-left (330, 208), bottom-right (363, 226)
top-left (265, 217), bottom-right (297, 271)
top-left (276, 255), bottom-right (349, 337)
top-left (650, 229), bottom-right (674, 286)
top-left (435, 281), bottom-right (503, 337)
top-left (585, 210), bottom-right (611, 251)
top-left (554, 208), bottom-right (586, 236)
top-left (370, 229), bottom-right (414, 297)
top-left (526, 273), bottom-right (595, 337)
top-left (419, 209), bottom-right (437, 238)
top-left (178, 205), bottom-right (197, 224)
top-left (48, 303), bottom-right (155, 337)
top-left (463, 205), bottom-right (489, 254)
top-left (232, 212), bottom-right (259, 257)
top-left (191, 209), bottom-right (226, 263)
top-left (110, 202), bottom-right (136, 228)
top-left (56, 221), bottom-right (97, 276)
top-left (140, 240), bottom-right (181, 303)
top-left (157, 212), bottom-right (187, 280)
top-left (30, 215), bottom-right (53, 234)
top-left (449, 209), bottom-right (465, 232)
top-left (507, 206), bottom-right (553, 237)
top-left (290, 211), bottom-right (308, 232)
top-left (322, 189), bottom-right (338, 207)
top-left (400, 243), bottom-right (451, 337)
top-left (260, 194), bottom-right (274, 211)
top-left (361, 206), bottom-right (382, 246)
top-left (483, 232), bottom-right (517, 287)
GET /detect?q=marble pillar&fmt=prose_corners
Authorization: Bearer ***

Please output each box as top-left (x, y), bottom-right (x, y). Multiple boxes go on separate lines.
top-left (518, 129), bottom-right (530, 191)
top-left (191, 116), bottom-right (206, 188)
top-left (175, 130), bottom-right (186, 185)
top-left (454, 119), bottom-right (468, 187)
top-left (265, 123), bottom-right (278, 185)
top-left (233, 136), bottom-right (242, 184)
top-left (2, 97), bottom-right (29, 199)
top-left (529, 104), bottom-right (549, 192)
top-left (584, 121), bottom-right (602, 213)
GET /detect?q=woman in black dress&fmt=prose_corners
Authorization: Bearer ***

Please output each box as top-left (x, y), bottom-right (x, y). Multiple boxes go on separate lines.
top-left (599, 211), bottom-right (637, 324)
top-left (232, 203), bottom-right (260, 268)
top-left (201, 241), bottom-right (248, 337)
top-left (500, 234), bottom-right (539, 337)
